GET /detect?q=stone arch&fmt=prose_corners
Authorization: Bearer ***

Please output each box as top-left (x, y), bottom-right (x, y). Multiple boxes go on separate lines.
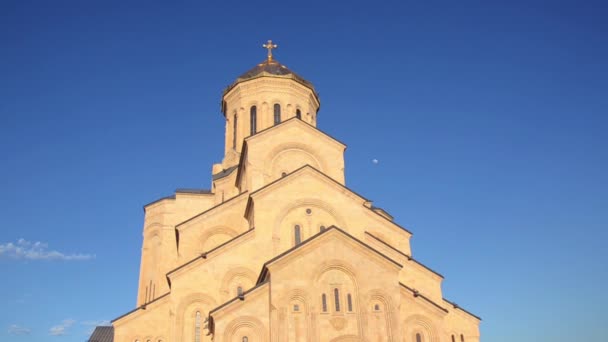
top-left (276, 287), bottom-right (313, 315)
top-left (220, 267), bottom-right (257, 301)
top-left (402, 314), bottom-right (440, 342)
top-left (313, 259), bottom-right (359, 284)
top-left (271, 99), bottom-right (284, 126)
top-left (223, 315), bottom-right (267, 342)
top-left (282, 288), bottom-right (312, 342)
top-left (199, 226), bottom-right (239, 251)
top-left (314, 260), bottom-right (364, 336)
top-left (264, 142), bottom-right (327, 178)
top-left (273, 199), bottom-right (347, 253)
top-left (174, 293), bottom-right (217, 342)
top-left (365, 289), bottom-right (396, 341)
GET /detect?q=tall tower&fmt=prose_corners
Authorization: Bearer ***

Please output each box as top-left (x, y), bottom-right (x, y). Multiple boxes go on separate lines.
top-left (107, 41), bottom-right (481, 342)
top-left (218, 40), bottom-right (321, 168)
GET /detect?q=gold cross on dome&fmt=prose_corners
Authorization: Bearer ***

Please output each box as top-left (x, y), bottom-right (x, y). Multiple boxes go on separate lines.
top-left (262, 40), bottom-right (277, 61)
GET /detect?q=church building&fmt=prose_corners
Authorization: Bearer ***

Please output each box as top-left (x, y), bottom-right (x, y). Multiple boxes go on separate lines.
top-left (92, 41), bottom-right (481, 342)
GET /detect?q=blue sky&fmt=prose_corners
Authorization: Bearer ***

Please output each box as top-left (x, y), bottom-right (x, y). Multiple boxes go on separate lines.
top-left (1, 1), bottom-right (607, 341)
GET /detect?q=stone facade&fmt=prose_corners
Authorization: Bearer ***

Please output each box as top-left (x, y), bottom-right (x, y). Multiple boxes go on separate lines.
top-left (107, 51), bottom-right (481, 342)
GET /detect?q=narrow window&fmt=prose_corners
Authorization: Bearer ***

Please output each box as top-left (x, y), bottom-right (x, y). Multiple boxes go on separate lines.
top-left (293, 304), bottom-right (299, 312)
top-left (232, 114), bottom-right (237, 149)
top-left (322, 294), bottom-right (327, 312)
top-left (237, 286), bottom-right (243, 296)
top-left (451, 335), bottom-right (455, 342)
top-left (334, 288), bottom-right (340, 311)
top-left (294, 225), bottom-right (301, 245)
top-left (416, 333), bottom-right (422, 342)
top-left (347, 293), bottom-right (353, 312)
top-left (194, 311), bottom-right (201, 342)
top-left (250, 106), bottom-right (257, 135)
top-left (296, 109), bottom-right (301, 119)
top-left (461, 334), bottom-right (465, 342)
top-left (320, 225), bottom-right (326, 232)
top-left (374, 304), bottom-right (380, 311)
top-left (274, 104), bottom-right (281, 125)
top-left (242, 337), bottom-right (248, 342)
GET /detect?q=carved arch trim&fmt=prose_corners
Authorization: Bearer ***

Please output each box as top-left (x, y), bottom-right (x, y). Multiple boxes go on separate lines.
top-left (264, 142), bottom-right (327, 176)
top-left (223, 315), bottom-right (267, 342)
top-left (199, 226), bottom-right (239, 251)
top-left (220, 267), bottom-right (257, 300)
top-left (273, 199), bottom-right (347, 241)
top-left (174, 293), bottom-right (218, 341)
top-left (402, 314), bottom-right (440, 342)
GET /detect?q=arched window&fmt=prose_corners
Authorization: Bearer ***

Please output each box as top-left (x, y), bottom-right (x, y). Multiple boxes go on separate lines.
top-left (451, 335), bottom-right (456, 342)
top-left (334, 288), bottom-right (340, 311)
top-left (347, 293), bottom-right (353, 312)
top-left (294, 225), bottom-right (301, 245)
top-left (461, 334), bottom-right (465, 342)
top-left (242, 337), bottom-right (248, 342)
top-left (321, 294), bottom-right (327, 312)
top-left (274, 104), bottom-right (281, 125)
top-left (374, 304), bottom-right (380, 311)
top-left (237, 286), bottom-right (243, 296)
top-left (232, 113), bottom-right (237, 149)
top-left (320, 225), bottom-right (326, 232)
top-left (296, 109), bottom-right (301, 119)
top-left (250, 106), bottom-right (257, 135)
top-left (194, 311), bottom-right (201, 342)
top-left (416, 333), bottom-right (422, 342)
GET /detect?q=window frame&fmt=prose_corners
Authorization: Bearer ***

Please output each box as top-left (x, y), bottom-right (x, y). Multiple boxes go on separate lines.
top-left (273, 104), bottom-right (281, 125)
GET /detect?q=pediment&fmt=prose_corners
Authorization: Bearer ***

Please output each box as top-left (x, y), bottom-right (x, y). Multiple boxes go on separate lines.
top-left (244, 165), bottom-right (367, 220)
top-left (245, 117), bottom-right (345, 150)
top-left (258, 226), bottom-right (402, 284)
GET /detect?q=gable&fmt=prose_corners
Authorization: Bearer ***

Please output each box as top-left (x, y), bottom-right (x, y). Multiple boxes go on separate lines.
top-left (236, 118), bottom-right (347, 191)
top-left (260, 226), bottom-right (402, 283)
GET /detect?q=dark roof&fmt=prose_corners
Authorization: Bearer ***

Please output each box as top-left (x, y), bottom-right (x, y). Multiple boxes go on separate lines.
top-left (371, 206), bottom-right (394, 220)
top-left (212, 165), bottom-right (238, 181)
top-left (222, 59), bottom-right (319, 104)
top-left (143, 195), bottom-right (175, 209)
top-left (175, 188), bottom-right (212, 194)
top-left (143, 188), bottom-right (212, 210)
top-left (88, 326), bottom-right (113, 342)
top-left (443, 297), bottom-right (482, 321)
top-left (364, 232), bottom-right (443, 279)
top-left (400, 283), bottom-right (448, 314)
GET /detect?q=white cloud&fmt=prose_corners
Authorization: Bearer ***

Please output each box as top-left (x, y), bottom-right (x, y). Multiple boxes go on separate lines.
top-left (8, 324), bottom-right (31, 335)
top-left (372, 158), bottom-right (379, 164)
top-left (81, 320), bottom-right (111, 326)
top-left (0, 239), bottom-right (94, 261)
top-left (49, 319), bottom-right (75, 336)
